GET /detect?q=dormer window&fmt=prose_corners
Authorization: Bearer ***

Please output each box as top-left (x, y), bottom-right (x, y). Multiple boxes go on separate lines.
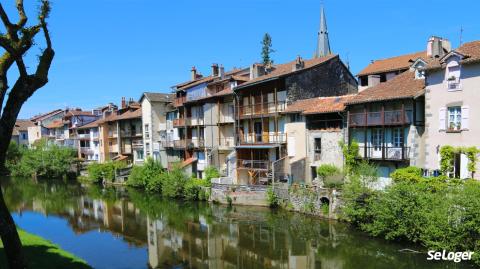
top-left (415, 69), bottom-right (425, 79)
top-left (410, 58), bottom-right (426, 79)
top-left (444, 55), bottom-right (462, 90)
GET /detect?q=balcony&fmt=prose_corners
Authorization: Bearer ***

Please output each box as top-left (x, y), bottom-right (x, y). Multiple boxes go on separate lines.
top-left (161, 140), bottom-right (174, 148)
top-left (120, 130), bottom-right (142, 137)
top-left (173, 118), bottom-right (185, 127)
top-left (239, 101), bottom-right (286, 118)
top-left (77, 133), bottom-right (90, 140)
top-left (237, 159), bottom-right (270, 170)
top-left (239, 133), bottom-right (287, 144)
top-left (349, 110), bottom-right (413, 127)
top-left (55, 133), bottom-right (65, 140)
top-left (186, 138), bottom-right (205, 148)
top-left (174, 96), bottom-right (186, 107)
top-left (108, 131), bottom-right (118, 138)
top-left (173, 139), bottom-right (186, 148)
top-left (358, 146), bottom-right (410, 161)
top-left (219, 137), bottom-right (235, 148)
top-left (186, 117), bottom-right (204, 126)
top-left (109, 145), bottom-right (119, 153)
top-left (132, 140), bottom-right (143, 149)
top-left (219, 113), bottom-right (234, 124)
top-left (80, 147), bottom-right (93, 155)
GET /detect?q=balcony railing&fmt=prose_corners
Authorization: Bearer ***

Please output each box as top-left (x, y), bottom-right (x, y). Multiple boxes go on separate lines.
top-left (237, 159), bottom-right (271, 170)
top-left (109, 145), bottom-right (119, 152)
top-left (185, 117), bottom-right (204, 126)
top-left (132, 140), bottom-right (143, 148)
top-left (219, 113), bottom-right (234, 123)
top-left (358, 146), bottom-right (410, 161)
top-left (219, 137), bottom-right (235, 148)
top-left (108, 131), bottom-right (118, 138)
top-left (349, 110), bottom-right (413, 127)
top-left (173, 118), bottom-right (185, 127)
top-left (186, 138), bottom-right (205, 148)
top-left (239, 101), bottom-right (286, 117)
top-left (174, 96), bottom-right (186, 107)
top-left (77, 133), bottom-right (90, 140)
top-left (120, 130), bottom-right (142, 137)
top-left (80, 147), bottom-right (93, 154)
top-left (173, 139), bottom-right (186, 148)
top-left (239, 133), bottom-right (287, 144)
top-left (161, 140), bottom-right (174, 148)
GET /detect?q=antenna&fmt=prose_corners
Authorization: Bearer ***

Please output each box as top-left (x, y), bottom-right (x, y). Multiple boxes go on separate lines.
top-left (459, 26), bottom-right (464, 46)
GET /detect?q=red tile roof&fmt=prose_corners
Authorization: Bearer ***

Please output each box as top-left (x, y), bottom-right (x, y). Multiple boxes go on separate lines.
top-left (13, 120), bottom-right (34, 135)
top-left (284, 95), bottom-right (356, 115)
top-left (236, 54), bottom-right (338, 89)
top-left (45, 120), bottom-right (66, 129)
top-left (357, 51), bottom-right (427, 76)
top-left (346, 71), bottom-right (425, 105)
top-left (426, 40), bottom-right (480, 70)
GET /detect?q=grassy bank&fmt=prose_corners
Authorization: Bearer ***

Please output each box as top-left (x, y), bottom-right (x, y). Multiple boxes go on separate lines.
top-left (0, 229), bottom-right (91, 269)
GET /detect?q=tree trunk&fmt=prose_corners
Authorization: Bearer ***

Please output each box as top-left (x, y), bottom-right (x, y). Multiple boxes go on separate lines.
top-left (0, 188), bottom-right (26, 269)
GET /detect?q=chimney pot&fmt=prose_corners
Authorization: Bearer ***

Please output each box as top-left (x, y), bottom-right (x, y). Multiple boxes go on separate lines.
top-left (121, 97), bottom-right (126, 109)
top-left (191, 66), bottom-right (197, 81)
top-left (211, 63), bottom-right (219, 77)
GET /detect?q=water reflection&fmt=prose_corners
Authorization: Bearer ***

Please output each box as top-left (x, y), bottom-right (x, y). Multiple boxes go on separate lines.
top-left (2, 178), bottom-right (473, 269)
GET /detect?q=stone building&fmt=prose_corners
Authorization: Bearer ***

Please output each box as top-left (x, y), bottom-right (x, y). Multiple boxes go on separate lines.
top-left (234, 55), bottom-right (357, 185)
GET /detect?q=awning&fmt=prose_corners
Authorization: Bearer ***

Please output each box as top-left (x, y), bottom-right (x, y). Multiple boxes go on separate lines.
top-left (235, 144), bottom-right (280, 149)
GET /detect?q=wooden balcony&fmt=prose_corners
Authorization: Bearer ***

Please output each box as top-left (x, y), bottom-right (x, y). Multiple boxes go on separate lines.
top-left (174, 96), bottom-right (186, 107)
top-left (173, 139), bottom-right (186, 148)
top-left (239, 133), bottom-right (287, 144)
top-left (186, 138), bottom-right (205, 148)
top-left (219, 137), bottom-right (235, 148)
top-left (358, 146), bottom-right (410, 161)
top-left (239, 101), bottom-right (286, 118)
top-left (237, 159), bottom-right (271, 171)
top-left (349, 110), bottom-right (413, 127)
top-left (161, 140), bottom-right (174, 148)
top-left (173, 118), bottom-right (185, 127)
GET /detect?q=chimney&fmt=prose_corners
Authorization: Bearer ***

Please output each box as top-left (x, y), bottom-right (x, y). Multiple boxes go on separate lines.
top-left (292, 55), bottom-right (304, 71)
top-left (211, 63), bottom-right (219, 77)
top-left (191, 66), bottom-right (197, 81)
top-left (427, 36), bottom-right (451, 58)
top-left (249, 63), bottom-right (265, 80)
top-left (219, 65), bottom-right (225, 78)
top-left (121, 97), bottom-right (126, 109)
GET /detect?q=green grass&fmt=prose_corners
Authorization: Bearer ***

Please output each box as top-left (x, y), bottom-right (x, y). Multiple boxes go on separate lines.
top-left (0, 229), bottom-right (91, 269)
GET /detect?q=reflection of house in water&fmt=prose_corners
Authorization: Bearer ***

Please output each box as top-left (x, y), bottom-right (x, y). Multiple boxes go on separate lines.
top-left (146, 206), bottom-right (344, 269)
top-left (69, 197), bottom-right (148, 247)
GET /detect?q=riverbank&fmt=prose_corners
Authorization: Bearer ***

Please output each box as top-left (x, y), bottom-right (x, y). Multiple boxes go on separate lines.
top-left (0, 229), bottom-right (91, 269)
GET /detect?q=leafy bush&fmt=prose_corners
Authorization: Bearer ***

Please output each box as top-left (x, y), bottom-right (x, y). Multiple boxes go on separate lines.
top-left (203, 166), bottom-right (220, 185)
top-left (10, 139), bottom-right (77, 178)
top-left (317, 164), bottom-right (344, 188)
top-left (342, 168), bottom-right (480, 265)
top-left (5, 141), bottom-right (24, 172)
top-left (339, 140), bottom-right (360, 174)
top-left (266, 186), bottom-right (279, 208)
top-left (87, 161), bottom-right (126, 183)
top-left (316, 164), bottom-right (340, 180)
top-left (390, 166), bottom-right (422, 183)
top-left (184, 178), bottom-right (210, 201)
top-left (126, 157), bottom-right (163, 188)
top-left (161, 166), bottom-right (187, 198)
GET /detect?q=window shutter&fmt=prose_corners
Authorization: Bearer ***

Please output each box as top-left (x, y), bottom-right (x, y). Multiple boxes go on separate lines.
top-left (461, 106), bottom-right (469, 130)
top-left (439, 107), bottom-right (446, 131)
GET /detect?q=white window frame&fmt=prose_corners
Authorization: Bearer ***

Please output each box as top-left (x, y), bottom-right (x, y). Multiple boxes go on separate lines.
top-left (392, 128), bottom-right (404, 148)
top-left (447, 106), bottom-right (462, 131)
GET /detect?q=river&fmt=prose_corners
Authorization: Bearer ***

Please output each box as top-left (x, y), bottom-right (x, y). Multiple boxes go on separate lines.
top-left (1, 178), bottom-right (474, 269)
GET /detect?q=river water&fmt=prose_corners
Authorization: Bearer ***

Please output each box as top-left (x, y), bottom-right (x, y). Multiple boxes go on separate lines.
top-left (1, 178), bottom-right (474, 269)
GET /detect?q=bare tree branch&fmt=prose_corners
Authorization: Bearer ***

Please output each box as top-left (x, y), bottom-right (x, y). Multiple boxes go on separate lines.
top-left (15, 0), bottom-right (27, 28)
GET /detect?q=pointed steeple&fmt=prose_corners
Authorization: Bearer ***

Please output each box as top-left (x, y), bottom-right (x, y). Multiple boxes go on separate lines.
top-left (315, 4), bottom-right (331, 58)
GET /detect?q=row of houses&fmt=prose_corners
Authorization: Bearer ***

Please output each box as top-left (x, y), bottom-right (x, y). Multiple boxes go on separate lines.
top-left (14, 9), bottom-right (480, 183)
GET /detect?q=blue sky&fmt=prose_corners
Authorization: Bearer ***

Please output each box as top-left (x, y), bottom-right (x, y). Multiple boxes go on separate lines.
top-left (3, 0), bottom-right (478, 118)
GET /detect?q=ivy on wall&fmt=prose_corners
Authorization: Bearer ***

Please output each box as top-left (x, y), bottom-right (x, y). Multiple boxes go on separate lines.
top-left (439, 145), bottom-right (479, 178)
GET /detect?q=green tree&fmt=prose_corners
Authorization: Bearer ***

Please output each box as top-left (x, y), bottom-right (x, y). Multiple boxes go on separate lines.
top-left (261, 33), bottom-right (274, 66)
top-left (0, 1), bottom-right (54, 267)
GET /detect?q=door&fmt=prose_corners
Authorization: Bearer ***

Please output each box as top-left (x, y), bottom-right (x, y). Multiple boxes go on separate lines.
top-left (370, 128), bottom-right (383, 158)
top-left (254, 122), bottom-right (262, 142)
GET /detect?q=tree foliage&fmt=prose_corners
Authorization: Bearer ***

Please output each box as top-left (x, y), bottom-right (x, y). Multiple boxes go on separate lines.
top-left (261, 33), bottom-right (274, 66)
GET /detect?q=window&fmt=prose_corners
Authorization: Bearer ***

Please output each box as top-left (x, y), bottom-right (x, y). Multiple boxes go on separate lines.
top-left (392, 128), bottom-right (403, 147)
top-left (314, 138), bottom-right (321, 161)
top-left (371, 129), bottom-right (383, 150)
top-left (380, 73), bottom-right (387, 82)
top-left (448, 107), bottom-right (462, 131)
top-left (359, 76), bottom-right (368, 86)
top-left (446, 59), bottom-right (461, 90)
top-left (144, 124), bottom-right (149, 132)
top-left (289, 114), bottom-right (302, 122)
top-left (22, 133), bottom-right (27, 139)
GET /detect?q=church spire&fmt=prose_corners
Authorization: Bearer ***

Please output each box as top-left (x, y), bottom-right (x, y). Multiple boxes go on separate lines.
top-left (315, 4), bottom-right (331, 58)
